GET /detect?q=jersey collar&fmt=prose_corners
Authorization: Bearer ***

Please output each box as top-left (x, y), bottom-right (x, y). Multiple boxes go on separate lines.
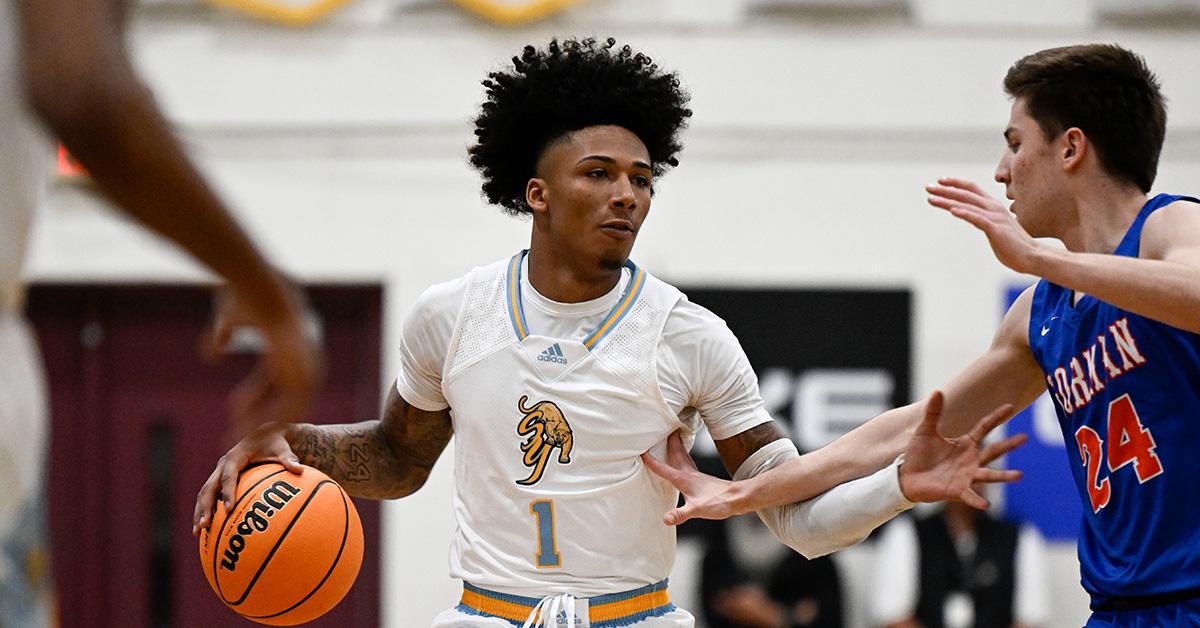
top-left (505, 250), bottom-right (646, 351)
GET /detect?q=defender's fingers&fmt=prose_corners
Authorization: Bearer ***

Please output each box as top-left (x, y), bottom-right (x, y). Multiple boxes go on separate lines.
top-left (974, 467), bottom-right (1023, 484)
top-left (915, 390), bottom-right (945, 435)
top-left (959, 488), bottom-right (990, 510)
top-left (928, 196), bottom-right (978, 216)
top-left (928, 193), bottom-right (995, 227)
top-left (937, 177), bottom-right (989, 197)
top-left (926, 183), bottom-right (988, 207)
top-left (947, 205), bottom-right (992, 231)
top-left (980, 433), bottom-right (1028, 465)
top-left (927, 194), bottom-right (956, 210)
top-left (641, 452), bottom-right (686, 487)
top-left (967, 403), bottom-right (1016, 443)
top-left (663, 503), bottom-right (697, 527)
top-left (665, 431), bottom-right (697, 471)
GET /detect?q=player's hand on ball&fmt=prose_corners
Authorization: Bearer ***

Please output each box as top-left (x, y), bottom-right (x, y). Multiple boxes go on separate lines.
top-left (192, 422), bottom-right (305, 536)
top-left (641, 431), bottom-right (739, 525)
top-left (898, 390), bottom-right (1027, 508)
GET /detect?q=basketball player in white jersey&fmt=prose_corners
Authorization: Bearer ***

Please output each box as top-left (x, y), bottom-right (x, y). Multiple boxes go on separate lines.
top-left (193, 38), bottom-right (1024, 627)
top-left (2, 1), bottom-right (322, 623)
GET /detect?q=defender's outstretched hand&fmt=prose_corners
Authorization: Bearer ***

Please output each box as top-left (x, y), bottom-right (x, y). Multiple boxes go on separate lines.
top-left (640, 433), bottom-right (737, 526)
top-left (643, 390), bottom-right (1028, 526)
top-left (898, 390), bottom-right (1026, 508)
top-left (927, 177), bottom-right (1041, 274)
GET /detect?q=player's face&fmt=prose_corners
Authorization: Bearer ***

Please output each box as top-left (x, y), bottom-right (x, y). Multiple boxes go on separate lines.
top-left (532, 125), bottom-right (653, 269)
top-left (994, 97), bottom-right (1068, 237)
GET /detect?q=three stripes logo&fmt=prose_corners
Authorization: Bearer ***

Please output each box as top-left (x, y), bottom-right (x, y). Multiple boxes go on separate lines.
top-left (537, 343), bottom-right (568, 365)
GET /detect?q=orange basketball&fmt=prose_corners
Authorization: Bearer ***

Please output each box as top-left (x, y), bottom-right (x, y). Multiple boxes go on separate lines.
top-left (198, 462), bottom-right (363, 626)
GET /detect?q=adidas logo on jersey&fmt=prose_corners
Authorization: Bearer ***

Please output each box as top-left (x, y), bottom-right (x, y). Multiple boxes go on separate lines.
top-left (537, 343), bottom-right (568, 365)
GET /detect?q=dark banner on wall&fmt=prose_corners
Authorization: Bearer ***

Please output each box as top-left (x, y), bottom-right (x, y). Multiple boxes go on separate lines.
top-left (674, 287), bottom-right (912, 459)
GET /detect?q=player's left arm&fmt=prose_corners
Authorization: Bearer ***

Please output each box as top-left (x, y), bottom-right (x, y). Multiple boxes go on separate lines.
top-left (1043, 199), bottom-right (1200, 332)
top-left (930, 180), bottom-right (1200, 334)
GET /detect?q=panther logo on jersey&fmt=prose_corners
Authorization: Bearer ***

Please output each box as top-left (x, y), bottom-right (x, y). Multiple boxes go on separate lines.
top-left (515, 395), bottom-right (574, 486)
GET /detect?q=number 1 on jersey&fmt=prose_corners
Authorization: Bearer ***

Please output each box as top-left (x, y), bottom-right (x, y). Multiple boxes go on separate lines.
top-left (530, 500), bottom-right (561, 568)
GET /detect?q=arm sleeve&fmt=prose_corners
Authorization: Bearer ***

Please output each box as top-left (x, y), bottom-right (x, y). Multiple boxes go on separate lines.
top-left (1014, 523), bottom-right (1050, 626)
top-left (660, 298), bottom-right (772, 440)
top-left (734, 439), bottom-right (915, 559)
top-left (394, 278), bottom-right (463, 412)
top-left (870, 515), bottom-right (920, 624)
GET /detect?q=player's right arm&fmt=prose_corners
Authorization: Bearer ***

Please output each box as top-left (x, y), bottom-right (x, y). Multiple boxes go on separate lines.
top-left (193, 279), bottom-right (460, 534)
top-left (191, 388), bottom-right (453, 534)
top-left (286, 387), bottom-right (452, 500)
top-left (16, 0), bottom-right (322, 429)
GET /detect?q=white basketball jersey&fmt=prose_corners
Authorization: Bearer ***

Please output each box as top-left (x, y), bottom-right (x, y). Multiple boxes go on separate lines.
top-left (443, 251), bottom-right (686, 597)
top-left (0, 2), bottom-right (50, 291)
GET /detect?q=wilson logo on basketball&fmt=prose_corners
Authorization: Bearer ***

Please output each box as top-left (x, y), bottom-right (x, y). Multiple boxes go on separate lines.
top-left (220, 480), bottom-right (302, 572)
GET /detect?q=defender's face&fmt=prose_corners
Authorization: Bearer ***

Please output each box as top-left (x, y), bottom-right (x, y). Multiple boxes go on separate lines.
top-left (995, 97), bottom-right (1067, 237)
top-left (533, 125), bottom-right (653, 269)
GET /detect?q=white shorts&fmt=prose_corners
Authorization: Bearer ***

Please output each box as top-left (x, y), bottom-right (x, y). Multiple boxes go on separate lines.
top-left (430, 605), bottom-right (695, 628)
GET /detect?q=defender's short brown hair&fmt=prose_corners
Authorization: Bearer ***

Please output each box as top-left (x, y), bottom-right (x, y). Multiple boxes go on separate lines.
top-left (1004, 44), bottom-right (1166, 192)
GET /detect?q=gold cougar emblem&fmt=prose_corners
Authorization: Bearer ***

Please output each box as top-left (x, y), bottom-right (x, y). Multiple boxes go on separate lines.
top-left (515, 395), bottom-right (574, 486)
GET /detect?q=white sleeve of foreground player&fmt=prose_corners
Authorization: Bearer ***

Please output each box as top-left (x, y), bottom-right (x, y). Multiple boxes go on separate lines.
top-left (734, 439), bottom-right (915, 559)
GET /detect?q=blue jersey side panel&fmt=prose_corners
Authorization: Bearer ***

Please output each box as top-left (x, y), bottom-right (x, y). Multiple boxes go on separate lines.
top-left (1028, 193), bottom-right (1200, 605)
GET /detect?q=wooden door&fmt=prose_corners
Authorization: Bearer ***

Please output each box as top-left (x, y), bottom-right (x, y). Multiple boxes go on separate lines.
top-left (27, 285), bottom-right (383, 628)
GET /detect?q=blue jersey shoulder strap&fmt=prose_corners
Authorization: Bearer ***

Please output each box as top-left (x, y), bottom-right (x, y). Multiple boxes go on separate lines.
top-left (1112, 193), bottom-right (1200, 258)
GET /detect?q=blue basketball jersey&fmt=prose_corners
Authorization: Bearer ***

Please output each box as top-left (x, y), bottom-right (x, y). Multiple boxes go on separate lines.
top-left (1027, 193), bottom-right (1200, 607)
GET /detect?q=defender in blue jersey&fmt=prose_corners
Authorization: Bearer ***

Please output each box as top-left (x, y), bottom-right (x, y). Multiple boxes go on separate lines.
top-left (642, 45), bottom-right (1200, 627)
top-left (925, 46), bottom-right (1200, 626)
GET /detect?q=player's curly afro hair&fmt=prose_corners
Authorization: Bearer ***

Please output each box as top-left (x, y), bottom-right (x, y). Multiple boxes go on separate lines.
top-left (469, 37), bottom-right (693, 216)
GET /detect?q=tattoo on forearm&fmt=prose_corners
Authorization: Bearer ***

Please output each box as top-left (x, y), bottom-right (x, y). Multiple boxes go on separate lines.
top-left (289, 391), bottom-right (452, 500)
top-left (296, 430), bottom-right (336, 474)
top-left (346, 443), bottom-right (371, 482)
top-left (291, 424), bottom-right (384, 491)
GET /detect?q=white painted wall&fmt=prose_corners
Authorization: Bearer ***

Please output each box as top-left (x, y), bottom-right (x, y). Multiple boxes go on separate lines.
top-left (23, 3), bottom-right (1200, 626)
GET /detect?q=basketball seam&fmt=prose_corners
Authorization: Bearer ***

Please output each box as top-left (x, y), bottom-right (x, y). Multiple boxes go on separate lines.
top-left (211, 466), bottom-right (290, 604)
top-left (245, 484), bottom-right (353, 620)
top-left (229, 480), bottom-right (335, 607)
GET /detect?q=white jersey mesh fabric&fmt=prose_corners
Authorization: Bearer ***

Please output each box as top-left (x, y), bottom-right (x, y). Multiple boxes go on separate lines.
top-left (445, 265), bottom-right (516, 382)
